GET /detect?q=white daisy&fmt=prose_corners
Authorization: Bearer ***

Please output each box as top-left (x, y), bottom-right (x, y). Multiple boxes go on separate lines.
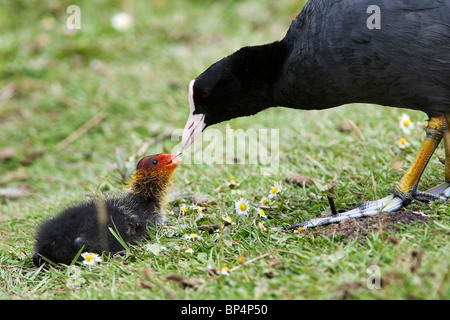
top-left (184, 233), bottom-right (201, 241)
top-left (228, 179), bottom-right (240, 188)
top-left (258, 209), bottom-right (268, 219)
top-left (258, 222), bottom-right (266, 231)
top-left (180, 204), bottom-right (188, 215)
top-left (184, 248), bottom-right (194, 254)
top-left (111, 12), bottom-right (133, 31)
top-left (268, 181), bottom-right (283, 199)
top-left (234, 198), bottom-right (250, 215)
top-left (196, 206), bottom-right (205, 214)
top-left (220, 266), bottom-right (230, 276)
top-left (259, 196), bottom-right (271, 207)
top-left (222, 216), bottom-right (235, 225)
top-left (81, 252), bottom-right (102, 265)
top-left (398, 137), bottom-right (410, 149)
top-left (399, 113), bottom-right (415, 135)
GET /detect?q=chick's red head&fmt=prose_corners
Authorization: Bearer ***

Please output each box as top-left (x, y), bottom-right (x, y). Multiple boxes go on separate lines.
top-left (128, 152), bottom-right (182, 200)
top-left (136, 152), bottom-right (182, 173)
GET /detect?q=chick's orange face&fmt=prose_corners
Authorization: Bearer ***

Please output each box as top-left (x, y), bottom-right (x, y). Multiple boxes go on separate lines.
top-left (136, 152), bottom-right (182, 173)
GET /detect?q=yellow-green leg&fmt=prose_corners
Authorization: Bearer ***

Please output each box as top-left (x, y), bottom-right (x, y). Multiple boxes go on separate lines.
top-left (288, 114), bottom-right (449, 230)
top-left (444, 115), bottom-right (450, 182)
top-left (394, 115), bottom-right (447, 199)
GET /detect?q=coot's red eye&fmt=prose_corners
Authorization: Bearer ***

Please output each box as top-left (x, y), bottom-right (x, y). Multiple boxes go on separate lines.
top-left (201, 90), bottom-right (210, 98)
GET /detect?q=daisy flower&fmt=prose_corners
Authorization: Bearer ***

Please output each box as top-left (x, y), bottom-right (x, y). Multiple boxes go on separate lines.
top-left (222, 216), bottom-right (235, 225)
top-left (228, 179), bottom-right (240, 188)
top-left (196, 206), bottom-right (205, 214)
top-left (398, 137), bottom-right (410, 149)
top-left (258, 209), bottom-right (268, 219)
top-left (111, 12), bottom-right (133, 31)
top-left (184, 233), bottom-right (201, 241)
top-left (399, 113), bottom-right (415, 135)
top-left (220, 266), bottom-right (230, 276)
top-left (268, 181), bottom-right (283, 199)
top-left (258, 222), bottom-right (266, 231)
top-left (81, 252), bottom-right (102, 265)
top-left (235, 198), bottom-right (250, 215)
top-left (180, 204), bottom-right (188, 215)
top-left (184, 248), bottom-right (194, 254)
top-left (259, 196), bottom-right (271, 207)
top-left (294, 226), bottom-right (304, 233)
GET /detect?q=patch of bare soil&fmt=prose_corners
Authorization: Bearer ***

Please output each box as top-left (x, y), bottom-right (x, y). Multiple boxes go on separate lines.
top-left (305, 211), bottom-right (429, 239)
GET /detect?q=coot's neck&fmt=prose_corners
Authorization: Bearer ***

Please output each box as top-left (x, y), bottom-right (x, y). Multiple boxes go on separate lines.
top-left (228, 40), bottom-right (291, 111)
top-left (234, 38), bottom-right (342, 115)
top-left (240, 39), bottom-right (348, 111)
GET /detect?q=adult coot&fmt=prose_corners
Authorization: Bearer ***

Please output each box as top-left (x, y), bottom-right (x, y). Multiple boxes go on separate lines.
top-left (181, 0), bottom-right (450, 228)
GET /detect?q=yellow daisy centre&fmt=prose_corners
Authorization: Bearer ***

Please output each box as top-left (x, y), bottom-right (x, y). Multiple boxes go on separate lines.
top-left (403, 119), bottom-right (411, 127)
top-left (239, 203), bottom-right (247, 211)
top-left (229, 179), bottom-right (236, 184)
top-left (259, 210), bottom-right (265, 216)
top-left (271, 186), bottom-right (278, 194)
top-left (400, 137), bottom-right (407, 144)
top-left (263, 199), bottom-right (269, 205)
top-left (85, 254), bottom-right (94, 261)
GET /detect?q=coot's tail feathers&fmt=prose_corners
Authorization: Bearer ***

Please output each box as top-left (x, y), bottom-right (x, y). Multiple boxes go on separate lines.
top-left (288, 115), bottom-right (450, 230)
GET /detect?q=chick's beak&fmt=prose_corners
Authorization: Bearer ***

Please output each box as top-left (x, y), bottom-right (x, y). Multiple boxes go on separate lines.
top-left (170, 151), bottom-right (182, 165)
top-left (166, 151), bottom-right (182, 169)
top-left (181, 80), bottom-right (206, 149)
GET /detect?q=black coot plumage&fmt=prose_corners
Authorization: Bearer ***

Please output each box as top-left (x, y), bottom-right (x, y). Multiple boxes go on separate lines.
top-left (33, 152), bottom-right (181, 266)
top-left (181, 0), bottom-right (450, 228)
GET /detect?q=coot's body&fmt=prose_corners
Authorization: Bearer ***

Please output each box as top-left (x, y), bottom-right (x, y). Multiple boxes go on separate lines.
top-left (278, 0), bottom-right (450, 116)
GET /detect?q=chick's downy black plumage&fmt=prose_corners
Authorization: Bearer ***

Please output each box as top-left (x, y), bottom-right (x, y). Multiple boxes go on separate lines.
top-left (33, 152), bottom-right (181, 266)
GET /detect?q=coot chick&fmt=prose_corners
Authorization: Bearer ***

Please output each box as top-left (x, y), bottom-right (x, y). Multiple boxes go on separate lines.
top-left (33, 152), bottom-right (181, 266)
top-left (182, 0), bottom-right (450, 228)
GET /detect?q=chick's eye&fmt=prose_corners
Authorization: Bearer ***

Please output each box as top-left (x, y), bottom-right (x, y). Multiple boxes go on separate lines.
top-left (152, 160), bottom-right (158, 166)
top-left (201, 90), bottom-right (210, 98)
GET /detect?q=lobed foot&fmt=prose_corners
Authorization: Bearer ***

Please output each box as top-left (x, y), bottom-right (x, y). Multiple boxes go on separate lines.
top-left (416, 182), bottom-right (450, 201)
top-left (288, 183), bottom-right (449, 230)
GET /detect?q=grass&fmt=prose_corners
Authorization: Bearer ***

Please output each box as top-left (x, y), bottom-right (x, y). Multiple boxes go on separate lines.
top-left (0, 0), bottom-right (449, 300)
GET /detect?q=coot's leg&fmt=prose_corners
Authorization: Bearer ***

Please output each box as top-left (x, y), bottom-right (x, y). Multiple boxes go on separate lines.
top-left (415, 116), bottom-right (450, 201)
top-left (288, 115), bottom-right (448, 230)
